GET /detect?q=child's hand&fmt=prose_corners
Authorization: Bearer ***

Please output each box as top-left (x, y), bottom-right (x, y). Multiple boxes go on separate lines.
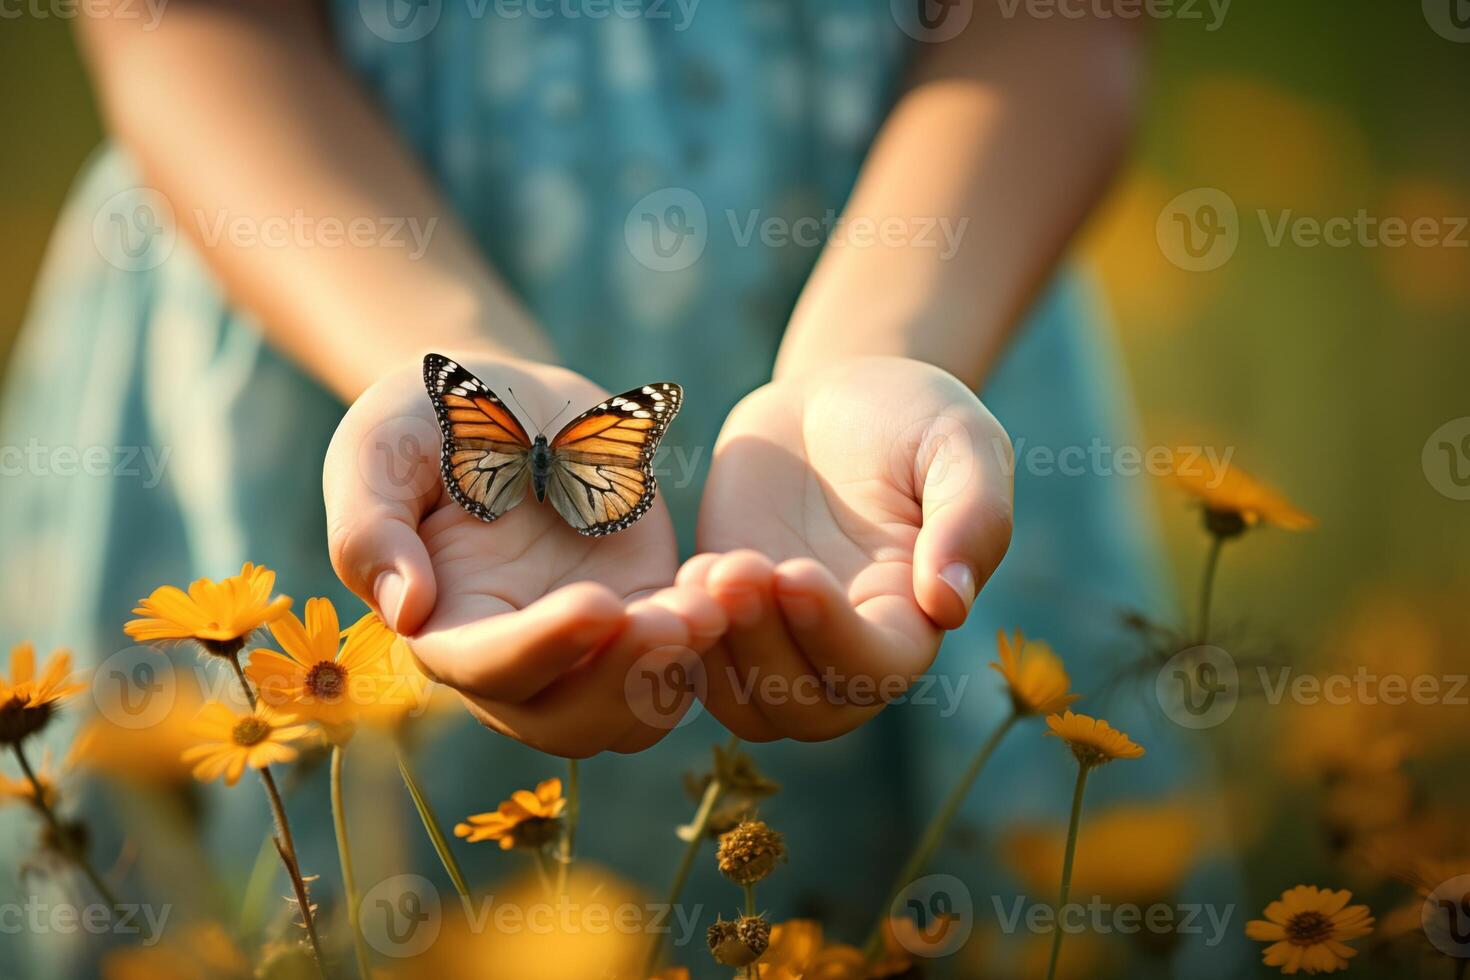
top-left (323, 355), bottom-right (725, 757)
top-left (683, 356), bottom-right (1013, 741)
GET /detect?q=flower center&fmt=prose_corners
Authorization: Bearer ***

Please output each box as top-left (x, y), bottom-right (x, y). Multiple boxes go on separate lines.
top-left (1068, 742), bottom-right (1109, 768)
top-left (0, 697), bottom-right (53, 744)
top-left (306, 662), bottom-right (348, 701)
top-left (232, 717), bottom-right (271, 747)
top-left (1286, 911), bottom-right (1333, 946)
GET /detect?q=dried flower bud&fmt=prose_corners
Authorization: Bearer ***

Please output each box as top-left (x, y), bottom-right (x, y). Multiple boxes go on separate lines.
top-left (716, 819), bottom-right (786, 886)
top-left (707, 914), bottom-right (769, 967)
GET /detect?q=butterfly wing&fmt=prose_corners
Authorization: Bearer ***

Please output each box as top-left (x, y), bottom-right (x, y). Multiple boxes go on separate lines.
top-left (423, 353), bottom-right (533, 522)
top-left (546, 383), bottom-right (683, 536)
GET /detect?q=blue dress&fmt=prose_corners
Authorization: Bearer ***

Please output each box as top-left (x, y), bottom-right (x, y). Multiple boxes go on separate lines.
top-left (0, 3), bottom-right (1247, 976)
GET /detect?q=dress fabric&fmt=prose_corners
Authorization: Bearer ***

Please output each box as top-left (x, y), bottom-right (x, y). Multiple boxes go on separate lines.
top-left (0, 3), bottom-right (1246, 976)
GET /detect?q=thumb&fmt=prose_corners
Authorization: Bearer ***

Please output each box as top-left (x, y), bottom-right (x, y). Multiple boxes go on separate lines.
top-left (910, 410), bottom-right (1014, 631)
top-left (323, 395), bottom-right (441, 635)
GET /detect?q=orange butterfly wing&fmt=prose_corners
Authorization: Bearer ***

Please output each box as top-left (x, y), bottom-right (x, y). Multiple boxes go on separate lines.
top-left (546, 383), bottom-right (683, 536)
top-left (424, 354), bottom-right (534, 522)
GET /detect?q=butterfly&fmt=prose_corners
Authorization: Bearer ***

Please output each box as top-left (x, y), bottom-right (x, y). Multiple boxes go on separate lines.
top-left (423, 353), bottom-right (683, 537)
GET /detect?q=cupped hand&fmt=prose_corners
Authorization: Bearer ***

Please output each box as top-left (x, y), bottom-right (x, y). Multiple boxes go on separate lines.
top-left (323, 354), bottom-right (724, 757)
top-left (683, 356), bottom-right (1014, 741)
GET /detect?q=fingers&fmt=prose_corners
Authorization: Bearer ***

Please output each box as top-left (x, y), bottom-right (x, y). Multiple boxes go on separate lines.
top-left (910, 409), bottom-right (1014, 631)
top-left (464, 587), bottom-right (718, 757)
top-left (328, 510), bottom-right (438, 635)
top-left (774, 557), bottom-right (933, 682)
top-left (324, 388), bottom-right (443, 634)
top-left (697, 551), bottom-right (884, 742)
top-left (407, 581), bottom-right (626, 703)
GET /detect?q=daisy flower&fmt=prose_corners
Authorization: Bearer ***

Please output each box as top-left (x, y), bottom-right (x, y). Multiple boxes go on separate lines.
top-left (245, 599), bottom-right (396, 739)
top-left (1169, 450), bottom-right (1315, 535)
top-left (989, 630), bottom-right (1078, 717)
top-left (0, 642), bottom-right (84, 744)
top-left (181, 701), bottom-right (311, 787)
top-left (1045, 711), bottom-right (1145, 767)
top-left (455, 778), bottom-right (567, 850)
top-left (1245, 885), bottom-right (1373, 974)
top-left (125, 562), bottom-right (292, 655)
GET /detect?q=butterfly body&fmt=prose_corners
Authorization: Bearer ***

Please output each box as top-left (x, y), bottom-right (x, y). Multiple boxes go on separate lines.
top-left (528, 435), bottom-right (553, 503)
top-left (423, 354), bottom-right (683, 536)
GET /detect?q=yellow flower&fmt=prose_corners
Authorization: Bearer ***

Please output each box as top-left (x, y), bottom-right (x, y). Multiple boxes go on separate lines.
top-left (1169, 449), bottom-right (1315, 533)
top-left (125, 562), bottom-right (292, 654)
top-left (245, 599), bottom-right (396, 738)
top-left (71, 683), bottom-right (204, 789)
top-left (339, 613), bottom-right (436, 730)
top-left (758, 919), bottom-right (908, 980)
top-left (454, 778), bottom-right (566, 849)
top-left (102, 922), bottom-right (251, 980)
top-left (0, 643), bottom-right (84, 744)
top-left (1002, 800), bottom-right (1207, 905)
top-left (1245, 885), bottom-right (1373, 975)
top-left (1045, 711), bottom-right (1145, 767)
top-left (989, 630), bottom-right (1079, 717)
top-left (181, 701), bottom-right (311, 786)
top-left (376, 866), bottom-right (646, 979)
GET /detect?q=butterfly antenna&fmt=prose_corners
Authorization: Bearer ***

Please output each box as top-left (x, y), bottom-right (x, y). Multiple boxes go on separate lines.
top-left (506, 389), bottom-right (573, 436)
top-left (542, 399), bottom-right (574, 433)
top-left (505, 387), bottom-right (540, 432)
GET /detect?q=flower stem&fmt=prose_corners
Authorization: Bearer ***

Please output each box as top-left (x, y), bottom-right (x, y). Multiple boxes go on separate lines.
top-left (745, 885), bottom-right (761, 979)
top-left (259, 764), bottom-right (327, 971)
top-left (394, 742), bottom-right (471, 903)
top-left (223, 651), bottom-right (325, 970)
top-left (1195, 532), bottom-right (1226, 645)
top-left (864, 712), bottom-right (1018, 959)
top-left (1045, 764), bottom-right (1092, 980)
top-left (226, 651), bottom-right (258, 710)
top-left (332, 744), bottom-right (373, 980)
top-left (12, 743), bottom-right (119, 914)
top-left (641, 735), bottom-right (740, 978)
top-left (556, 759), bottom-right (579, 898)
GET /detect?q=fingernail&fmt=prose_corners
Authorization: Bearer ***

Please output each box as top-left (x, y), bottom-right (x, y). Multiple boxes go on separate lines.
top-left (374, 570), bottom-right (406, 632)
top-left (939, 562), bottom-right (976, 612)
top-left (778, 592), bottom-right (820, 630)
top-left (721, 588), bottom-right (762, 628)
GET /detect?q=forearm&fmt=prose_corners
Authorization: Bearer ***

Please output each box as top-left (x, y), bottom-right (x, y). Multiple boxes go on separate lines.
top-left (77, 1), bottom-right (554, 402)
top-left (774, 8), bottom-right (1146, 389)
